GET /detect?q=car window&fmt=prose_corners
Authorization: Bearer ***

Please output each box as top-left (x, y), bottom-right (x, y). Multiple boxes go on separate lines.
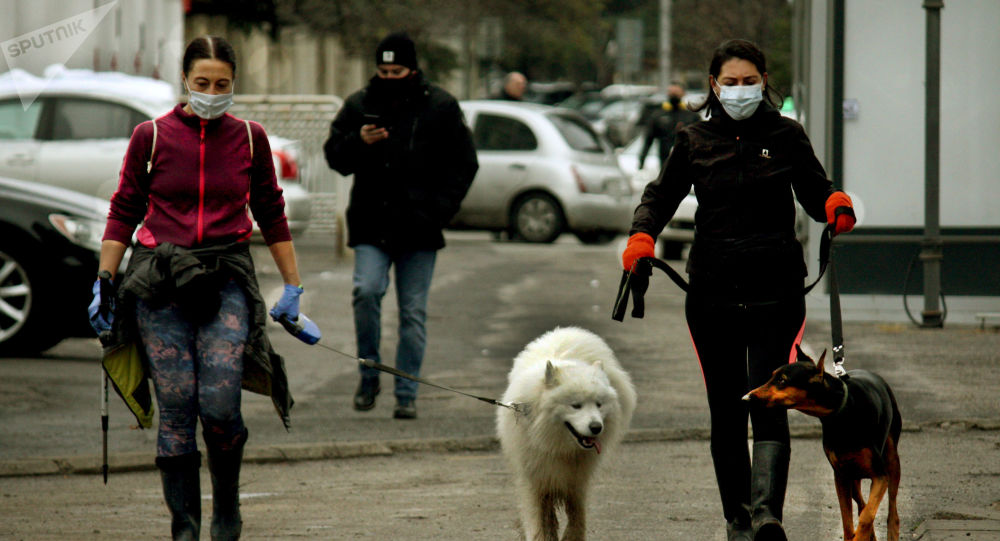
top-left (0, 99), bottom-right (43, 140)
top-left (472, 113), bottom-right (537, 151)
top-left (43, 97), bottom-right (147, 140)
top-left (547, 113), bottom-right (603, 153)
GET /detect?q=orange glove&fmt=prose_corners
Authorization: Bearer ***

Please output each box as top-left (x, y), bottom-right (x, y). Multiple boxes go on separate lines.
top-left (622, 232), bottom-right (655, 270)
top-left (825, 191), bottom-right (856, 236)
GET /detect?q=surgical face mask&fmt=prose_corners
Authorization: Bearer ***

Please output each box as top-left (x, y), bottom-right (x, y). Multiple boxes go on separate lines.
top-left (715, 83), bottom-right (762, 121)
top-left (185, 82), bottom-right (234, 119)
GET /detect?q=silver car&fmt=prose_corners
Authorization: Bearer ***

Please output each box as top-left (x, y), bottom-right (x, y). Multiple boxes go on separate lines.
top-left (0, 66), bottom-right (311, 235)
top-left (453, 100), bottom-right (633, 244)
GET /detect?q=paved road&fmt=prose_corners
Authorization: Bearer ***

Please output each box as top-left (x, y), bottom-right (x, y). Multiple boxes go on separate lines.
top-left (1, 232), bottom-right (998, 539)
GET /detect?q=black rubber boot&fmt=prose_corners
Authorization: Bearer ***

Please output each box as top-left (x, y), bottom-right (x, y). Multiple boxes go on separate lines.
top-left (206, 428), bottom-right (247, 541)
top-left (156, 452), bottom-right (202, 541)
top-left (712, 443), bottom-right (753, 541)
top-left (750, 441), bottom-right (790, 541)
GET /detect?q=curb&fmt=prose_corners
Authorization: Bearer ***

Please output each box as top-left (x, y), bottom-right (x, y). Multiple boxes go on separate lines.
top-left (2, 419), bottom-right (993, 479)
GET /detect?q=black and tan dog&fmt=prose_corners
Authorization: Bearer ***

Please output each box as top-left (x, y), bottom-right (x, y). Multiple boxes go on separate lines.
top-left (743, 346), bottom-right (901, 541)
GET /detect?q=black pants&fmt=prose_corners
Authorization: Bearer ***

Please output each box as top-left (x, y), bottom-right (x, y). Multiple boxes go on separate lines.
top-left (686, 292), bottom-right (805, 447)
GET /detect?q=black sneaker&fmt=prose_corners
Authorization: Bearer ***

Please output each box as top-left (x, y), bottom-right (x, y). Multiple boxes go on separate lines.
top-left (353, 379), bottom-right (380, 411)
top-left (393, 399), bottom-right (417, 419)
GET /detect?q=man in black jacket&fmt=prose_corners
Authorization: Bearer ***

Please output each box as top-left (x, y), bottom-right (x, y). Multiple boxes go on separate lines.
top-left (637, 83), bottom-right (702, 171)
top-left (324, 32), bottom-right (478, 419)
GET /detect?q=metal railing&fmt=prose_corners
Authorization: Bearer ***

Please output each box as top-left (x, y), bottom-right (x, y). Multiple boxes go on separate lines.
top-left (231, 95), bottom-right (346, 237)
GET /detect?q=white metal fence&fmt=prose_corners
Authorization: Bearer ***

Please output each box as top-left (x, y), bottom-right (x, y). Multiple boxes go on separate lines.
top-left (231, 95), bottom-right (346, 238)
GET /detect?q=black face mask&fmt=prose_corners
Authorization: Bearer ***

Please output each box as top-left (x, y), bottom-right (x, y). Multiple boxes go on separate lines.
top-left (369, 74), bottom-right (419, 101)
top-left (668, 95), bottom-right (682, 108)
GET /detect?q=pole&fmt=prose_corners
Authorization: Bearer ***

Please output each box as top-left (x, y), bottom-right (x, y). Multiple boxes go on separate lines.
top-left (659, 0), bottom-right (671, 89)
top-left (830, 0), bottom-right (845, 190)
top-left (101, 369), bottom-right (109, 484)
top-left (921, 0), bottom-right (944, 327)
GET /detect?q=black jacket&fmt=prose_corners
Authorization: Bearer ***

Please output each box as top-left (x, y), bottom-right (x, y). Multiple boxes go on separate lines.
top-left (637, 103), bottom-right (701, 169)
top-left (324, 73), bottom-right (478, 252)
top-left (631, 102), bottom-right (834, 300)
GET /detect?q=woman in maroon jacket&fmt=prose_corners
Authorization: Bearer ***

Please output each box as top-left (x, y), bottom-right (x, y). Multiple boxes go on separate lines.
top-left (90, 36), bottom-right (306, 541)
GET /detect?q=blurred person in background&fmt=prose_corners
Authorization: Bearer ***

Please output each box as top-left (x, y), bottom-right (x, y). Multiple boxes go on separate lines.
top-left (622, 39), bottom-right (855, 541)
top-left (637, 82), bottom-right (702, 171)
top-left (496, 71), bottom-right (527, 101)
top-left (323, 32), bottom-right (478, 420)
top-left (93, 35), bottom-right (308, 540)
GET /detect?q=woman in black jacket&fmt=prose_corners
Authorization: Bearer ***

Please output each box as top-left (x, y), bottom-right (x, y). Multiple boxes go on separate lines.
top-left (623, 40), bottom-right (855, 541)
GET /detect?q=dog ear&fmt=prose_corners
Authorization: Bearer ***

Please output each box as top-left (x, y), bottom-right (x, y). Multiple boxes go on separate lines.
top-left (794, 344), bottom-right (812, 363)
top-left (816, 349), bottom-right (827, 374)
top-left (545, 361), bottom-right (560, 388)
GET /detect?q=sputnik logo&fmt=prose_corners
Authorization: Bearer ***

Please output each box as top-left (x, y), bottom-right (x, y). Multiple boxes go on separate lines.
top-left (2, 1), bottom-right (118, 108)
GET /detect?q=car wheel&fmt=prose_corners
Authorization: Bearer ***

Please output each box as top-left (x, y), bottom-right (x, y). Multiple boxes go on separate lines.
top-left (0, 244), bottom-right (65, 356)
top-left (658, 239), bottom-right (684, 260)
top-left (510, 193), bottom-right (565, 243)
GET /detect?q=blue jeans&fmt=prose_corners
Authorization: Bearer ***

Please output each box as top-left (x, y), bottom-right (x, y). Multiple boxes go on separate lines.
top-left (352, 244), bottom-right (437, 402)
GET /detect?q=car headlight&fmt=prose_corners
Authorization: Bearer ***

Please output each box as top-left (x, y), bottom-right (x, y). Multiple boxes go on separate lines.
top-left (48, 214), bottom-right (105, 252)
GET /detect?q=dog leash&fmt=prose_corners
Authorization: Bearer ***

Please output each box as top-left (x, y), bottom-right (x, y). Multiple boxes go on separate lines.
top-left (614, 225), bottom-right (836, 321)
top-left (827, 240), bottom-right (848, 378)
top-left (277, 317), bottom-right (526, 414)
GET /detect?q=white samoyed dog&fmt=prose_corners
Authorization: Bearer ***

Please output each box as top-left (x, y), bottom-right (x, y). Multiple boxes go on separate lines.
top-left (496, 327), bottom-right (637, 541)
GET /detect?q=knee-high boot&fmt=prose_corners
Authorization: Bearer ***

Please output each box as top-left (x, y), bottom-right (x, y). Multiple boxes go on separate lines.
top-left (156, 452), bottom-right (202, 541)
top-left (712, 443), bottom-right (752, 541)
top-left (206, 428), bottom-right (247, 541)
top-left (750, 441), bottom-right (790, 541)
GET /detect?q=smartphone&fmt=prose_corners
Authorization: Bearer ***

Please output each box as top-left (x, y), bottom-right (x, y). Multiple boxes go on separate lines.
top-left (362, 113), bottom-right (382, 127)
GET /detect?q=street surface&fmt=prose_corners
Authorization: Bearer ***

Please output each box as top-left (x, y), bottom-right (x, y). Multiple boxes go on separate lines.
top-left (1, 231), bottom-right (999, 539)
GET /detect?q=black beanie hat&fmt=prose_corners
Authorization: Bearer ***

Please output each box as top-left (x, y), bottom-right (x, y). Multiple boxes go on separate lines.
top-left (375, 32), bottom-right (418, 70)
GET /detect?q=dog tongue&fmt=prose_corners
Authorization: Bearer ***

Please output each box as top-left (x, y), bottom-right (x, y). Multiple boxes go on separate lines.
top-left (591, 438), bottom-right (601, 454)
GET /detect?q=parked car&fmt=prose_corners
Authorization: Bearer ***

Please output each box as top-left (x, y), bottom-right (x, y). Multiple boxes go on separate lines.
top-left (522, 81), bottom-right (578, 106)
top-left (0, 175), bottom-right (109, 355)
top-left (591, 98), bottom-right (646, 147)
top-left (0, 65), bottom-right (311, 235)
top-left (452, 100), bottom-right (633, 244)
top-left (618, 135), bottom-right (809, 260)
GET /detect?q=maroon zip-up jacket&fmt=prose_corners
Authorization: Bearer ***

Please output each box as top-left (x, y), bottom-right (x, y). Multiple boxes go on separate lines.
top-left (104, 104), bottom-right (291, 248)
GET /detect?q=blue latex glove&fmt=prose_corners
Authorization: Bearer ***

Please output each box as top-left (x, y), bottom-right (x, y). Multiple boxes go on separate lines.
top-left (88, 278), bottom-right (114, 335)
top-left (269, 284), bottom-right (303, 322)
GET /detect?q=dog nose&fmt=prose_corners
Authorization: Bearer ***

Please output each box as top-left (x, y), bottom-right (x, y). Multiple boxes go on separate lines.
top-left (589, 422), bottom-right (603, 435)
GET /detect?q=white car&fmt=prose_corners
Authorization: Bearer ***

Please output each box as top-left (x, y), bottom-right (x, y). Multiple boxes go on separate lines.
top-left (452, 100), bottom-right (634, 244)
top-left (0, 65), bottom-right (311, 235)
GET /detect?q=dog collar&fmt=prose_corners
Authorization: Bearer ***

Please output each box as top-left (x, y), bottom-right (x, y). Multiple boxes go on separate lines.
top-left (832, 378), bottom-right (849, 416)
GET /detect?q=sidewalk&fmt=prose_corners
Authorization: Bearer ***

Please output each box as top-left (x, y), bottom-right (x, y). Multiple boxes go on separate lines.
top-left (1, 426), bottom-right (998, 539)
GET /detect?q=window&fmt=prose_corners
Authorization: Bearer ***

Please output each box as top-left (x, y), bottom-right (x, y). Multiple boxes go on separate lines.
top-left (548, 113), bottom-right (603, 153)
top-left (472, 113), bottom-right (537, 151)
top-left (44, 98), bottom-right (147, 140)
top-left (0, 99), bottom-right (42, 140)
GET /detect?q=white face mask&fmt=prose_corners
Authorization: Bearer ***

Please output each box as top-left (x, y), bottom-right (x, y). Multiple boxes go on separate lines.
top-left (715, 83), bottom-right (763, 121)
top-left (185, 82), bottom-right (234, 119)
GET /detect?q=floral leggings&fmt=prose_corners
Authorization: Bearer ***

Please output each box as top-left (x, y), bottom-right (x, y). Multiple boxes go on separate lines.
top-left (136, 280), bottom-right (249, 457)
